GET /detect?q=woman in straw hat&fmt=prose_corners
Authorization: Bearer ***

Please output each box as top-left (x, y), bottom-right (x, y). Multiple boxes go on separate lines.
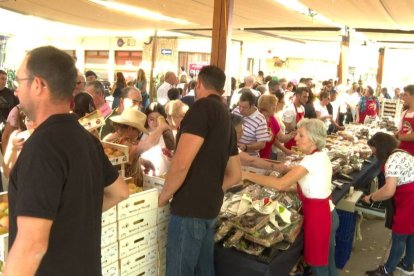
top-left (103, 107), bottom-right (170, 186)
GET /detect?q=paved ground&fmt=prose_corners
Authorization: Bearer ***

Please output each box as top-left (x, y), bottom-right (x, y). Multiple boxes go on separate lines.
top-left (338, 215), bottom-right (405, 276)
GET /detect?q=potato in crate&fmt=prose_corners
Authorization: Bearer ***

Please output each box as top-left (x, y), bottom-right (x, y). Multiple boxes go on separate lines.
top-left (101, 141), bottom-right (129, 165)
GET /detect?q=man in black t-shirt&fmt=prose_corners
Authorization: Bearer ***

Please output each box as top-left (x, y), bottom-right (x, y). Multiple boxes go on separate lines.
top-left (5, 46), bottom-right (129, 275)
top-left (159, 65), bottom-right (241, 275)
top-left (0, 70), bottom-right (19, 140)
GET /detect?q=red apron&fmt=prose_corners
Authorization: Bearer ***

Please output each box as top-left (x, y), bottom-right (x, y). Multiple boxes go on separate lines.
top-left (297, 184), bottom-right (332, 266)
top-left (399, 111), bottom-right (414, 155)
top-left (359, 97), bottom-right (378, 123)
top-left (285, 104), bottom-right (304, 149)
top-left (392, 181), bottom-right (414, 234)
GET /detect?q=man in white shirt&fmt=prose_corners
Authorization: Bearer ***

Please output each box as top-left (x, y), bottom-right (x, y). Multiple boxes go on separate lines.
top-left (157, 71), bottom-right (177, 105)
top-left (347, 82), bottom-right (360, 121)
top-left (230, 75), bottom-right (261, 109)
top-left (232, 90), bottom-right (270, 156)
top-left (283, 87), bottom-right (308, 149)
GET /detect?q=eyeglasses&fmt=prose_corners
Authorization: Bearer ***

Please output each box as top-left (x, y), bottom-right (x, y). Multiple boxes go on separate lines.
top-left (13, 76), bottom-right (34, 88)
top-left (0, 77), bottom-right (7, 81)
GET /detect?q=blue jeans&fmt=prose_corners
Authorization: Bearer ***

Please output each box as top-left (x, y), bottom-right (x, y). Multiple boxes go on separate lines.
top-left (166, 214), bottom-right (216, 276)
top-left (311, 209), bottom-right (339, 276)
top-left (385, 232), bottom-right (414, 272)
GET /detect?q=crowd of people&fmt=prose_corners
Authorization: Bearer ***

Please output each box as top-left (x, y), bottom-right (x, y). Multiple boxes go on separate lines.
top-left (0, 47), bottom-right (413, 276)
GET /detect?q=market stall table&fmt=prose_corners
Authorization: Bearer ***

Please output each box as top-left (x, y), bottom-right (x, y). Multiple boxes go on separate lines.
top-left (214, 157), bottom-right (381, 275)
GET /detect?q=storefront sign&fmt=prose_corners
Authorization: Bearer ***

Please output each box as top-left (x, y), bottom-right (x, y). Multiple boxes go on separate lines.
top-left (189, 62), bottom-right (209, 76)
top-left (161, 49), bottom-right (173, 55)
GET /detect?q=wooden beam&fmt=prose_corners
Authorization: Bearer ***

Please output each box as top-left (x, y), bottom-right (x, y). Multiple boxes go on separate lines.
top-left (355, 28), bottom-right (414, 34)
top-left (337, 35), bottom-right (349, 85)
top-left (210, 0), bottom-right (234, 70)
top-left (376, 47), bottom-right (385, 91)
top-left (149, 30), bottom-right (158, 102)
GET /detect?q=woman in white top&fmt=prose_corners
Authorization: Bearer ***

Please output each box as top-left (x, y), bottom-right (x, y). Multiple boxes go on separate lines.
top-left (243, 119), bottom-right (339, 276)
top-left (363, 133), bottom-right (414, 276)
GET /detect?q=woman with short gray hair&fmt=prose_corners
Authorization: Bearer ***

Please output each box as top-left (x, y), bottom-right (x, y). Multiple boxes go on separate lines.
top-left (243, 118), bottom-right (339, 275)
top-left (297, 118), bottom-right (327, 150)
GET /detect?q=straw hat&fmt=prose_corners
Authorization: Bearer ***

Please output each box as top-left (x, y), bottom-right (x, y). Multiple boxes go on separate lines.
top-left (110, 107), bottom-right (149, 134)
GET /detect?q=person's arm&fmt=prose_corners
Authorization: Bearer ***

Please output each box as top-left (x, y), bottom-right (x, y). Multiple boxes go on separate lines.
top-left (133, 123), bottom-right (171, 155)
top-left (110, 83), bottom-right (116, 95)
top-left (316, 112), bottom-right (332, 121)
top-left (377, 100), bottom-right (381, 118)
top-left (396, 132), bottom-right (414, 141)
top-left (142, 82), bottom-right (147, 93)
top-left (103, 175), bottom-right (129, 211)
top-left (242, 141), bottom-right (265, 152)
top-left (242, 165), bottom-right (308, 191)
top-left (240, 151), bottom-right (288, 173)
top-left (355, 105), bottom-right (360, 123)
top-left (363, 176), bottom-right (397, 203)
top-left (158, 133), bottom-right (204, 206)
top-left (2, 130), bottom-right (25, 178)
top-left (222, 155), bottom-right (242, 192)
top-left (276, 130), bottom-right (295, 143)
top-left (4, 216), bottom-right (53, 275)
top-left (273, 139), bottom-right (293, 155)
top-left (330, 118), bottom-right (344, 131)
top-left (1, 122), bottom-right (18, 154)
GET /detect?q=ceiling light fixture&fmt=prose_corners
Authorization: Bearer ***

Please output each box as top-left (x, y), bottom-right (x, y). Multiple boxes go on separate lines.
top-left (88, 0), bottom-right (194, 25)
top-left (273, 0), bottom-right (340, 27)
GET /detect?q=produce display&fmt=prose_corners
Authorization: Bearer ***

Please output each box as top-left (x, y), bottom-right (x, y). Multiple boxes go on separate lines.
top-left (127, 179), bottom-right (142, 195)
top-left (216, 121), bottom-right (395, 261)
top-left (0, 202), bottom-right (8, 234)
top-left (215, 182), bottom-right (303, 257)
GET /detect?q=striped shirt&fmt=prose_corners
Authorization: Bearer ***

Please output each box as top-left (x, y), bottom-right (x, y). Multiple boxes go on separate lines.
top-left (233, 107), bottom-right (270, 156)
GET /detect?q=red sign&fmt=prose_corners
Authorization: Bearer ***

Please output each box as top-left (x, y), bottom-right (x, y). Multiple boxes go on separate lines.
top-left (189, 62), bottom-right (209, 76)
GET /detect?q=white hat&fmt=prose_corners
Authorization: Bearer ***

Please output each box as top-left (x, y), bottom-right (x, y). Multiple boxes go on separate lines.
top-left (110, 107), bottom-right (149, 134)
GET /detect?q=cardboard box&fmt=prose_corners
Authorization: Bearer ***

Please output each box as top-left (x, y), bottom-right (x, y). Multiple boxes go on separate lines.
top-left (157, 204), bottom-right (170, 224)
top-left (118, 226), bottom-right (158, 259)
top-left (157, 221), bottom-right (168, 242)
top-left (117, 189), bottom-right (158, 221)
top-left (0, 233), bottom-right (8, 263)
top-left (158, 238), bottom-right (167, 252)
top-left (0, 193), bottom-right (9, 264)
top-left (337, 190), bottom-right (364, 212)
top-left (119, 245), bottom-right (158, 275)
top-left (102, 261), bottom-right (119, 276)
top-left (101, 222), bottom-right (118, 248)
top-left (143, 174), bottom-right (165, 192)
top-left (118, 209), bottom-right (157, 240)
top-left (101, 242), bottom-right (118, 268)
top-left (124, 261), bottom-right (158, 276)
top-left (159, 261), bottom-right (166, 276)
top-left (102, 141), bottom-right (129, 166)
top-left (78, 110), bottom-right (105, 131)
top-left (102, 206), bottom-right (117, 227)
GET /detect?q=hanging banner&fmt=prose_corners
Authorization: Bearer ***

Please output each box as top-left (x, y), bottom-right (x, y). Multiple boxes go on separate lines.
top-left (188, 62), bottom-right (209, 76)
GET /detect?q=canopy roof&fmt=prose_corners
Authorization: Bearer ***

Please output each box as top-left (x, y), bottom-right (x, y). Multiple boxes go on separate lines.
top-left (0, 0), bottom-right (413, 45)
